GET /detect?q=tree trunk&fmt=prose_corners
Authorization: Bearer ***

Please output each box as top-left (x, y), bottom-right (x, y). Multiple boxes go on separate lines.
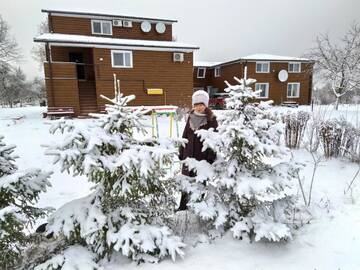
top-left (335, 97), bottom-right (339, 110)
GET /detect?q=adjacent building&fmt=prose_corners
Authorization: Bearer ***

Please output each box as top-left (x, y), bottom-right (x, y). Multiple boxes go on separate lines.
top-left (194, 54), bottom-right (314, 105)
top-left (34, 9), bottom-right (199, 116)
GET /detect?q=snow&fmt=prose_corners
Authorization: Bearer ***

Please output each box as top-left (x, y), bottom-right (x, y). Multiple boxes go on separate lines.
top-left (241, 54), bottom-right (311, 62)
top-left (1, 105), bottom-right (360, 269)
top-left (193, 61), bottom-right (223, 67)
top-left (194, 54), bottom-right (312, 69)
top-left (34, 33), bottom-right (199, 51)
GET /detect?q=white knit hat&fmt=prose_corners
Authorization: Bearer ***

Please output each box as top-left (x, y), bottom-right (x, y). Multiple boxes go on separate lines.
top-left (192, 90), bottom-right (209, 107)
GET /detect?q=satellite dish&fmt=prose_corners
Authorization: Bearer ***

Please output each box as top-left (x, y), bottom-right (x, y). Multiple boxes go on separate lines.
top-left (141, 21), bottom-right (151, 33)
top-left (278, 69), bottom-right (288, 82)
top-left (155, 22), bottom-right (166, 34)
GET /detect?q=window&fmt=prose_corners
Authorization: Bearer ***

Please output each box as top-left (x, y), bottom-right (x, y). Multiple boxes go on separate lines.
top-left (111, 50), bottom-right (133, 68)
top-left (214, 67), bottom-right (220, 77)
top-left (287, 83), bottom-right (300, 98)
top-left (91, 20), bottom-right (112, 35)
top-left (256, 62), bottom-right (270, 73)
top-left (255, 83), bottom-right (269, 98)
top-left (197, 68), bottom-right (206, 78)
top-left (288, 62), bottom-right (301, 73)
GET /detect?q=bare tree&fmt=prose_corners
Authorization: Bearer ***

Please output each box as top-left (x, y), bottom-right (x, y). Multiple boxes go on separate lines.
top-left (0, 15), bottom-right (20, 64)
top-left (0, 62), bottom-right (11, 107)
top-left (0, 67), bottom-right (26, 107)
top-left (308, 22), bottom-right (360, 110)
top-left (0, 15), bottom-right (21, 107)
top-left (31, 19), bottom-right (48, 69)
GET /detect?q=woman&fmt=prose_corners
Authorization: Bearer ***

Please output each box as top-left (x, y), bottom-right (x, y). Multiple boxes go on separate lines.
top-left (178, 90), bottom-right (218, 210)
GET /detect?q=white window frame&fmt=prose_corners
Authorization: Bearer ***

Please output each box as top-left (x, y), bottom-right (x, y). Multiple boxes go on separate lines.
top-left (214, 67), bottom-right (220, 77)
top-left (287, 82), bottom-right (300, 98)
top-left (288, 62), bottom-right (301, 73)
top-left (255, 83), bottom-right (269, 99)
top-left (256, 61), bottom-right (270, 73)
top-left (91, 20), bottom-right (113, 35)
top-left (197, 67), bottom-right (206, 78)
top-left (111, 50), bottom-right (133, 68)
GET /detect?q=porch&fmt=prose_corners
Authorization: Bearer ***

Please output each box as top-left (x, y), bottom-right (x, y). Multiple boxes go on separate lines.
top-left (44, 47), bottom-right (99, 116)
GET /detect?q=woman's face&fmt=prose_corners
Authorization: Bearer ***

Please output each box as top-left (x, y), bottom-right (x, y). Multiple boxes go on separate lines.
top-left (194, 103), bottom-right (206, 114)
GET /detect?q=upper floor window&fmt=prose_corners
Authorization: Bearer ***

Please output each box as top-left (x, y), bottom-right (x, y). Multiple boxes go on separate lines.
top-left (197, 68), bottom-right (206, 78)
top-left (92, 20), bottom-right (112, 35)
top-left (214, 67), bottom-right (220, 77)
top-left (256, 62), bottom-right (270, 73)
top-left (288, 62), bottom-right (301, 73)
top-left (255, 83), bottom-right (269, 98)
top-left (287, 82), bottom-right (300, 98)
top-left (111, 50), bottom-right (133, 68)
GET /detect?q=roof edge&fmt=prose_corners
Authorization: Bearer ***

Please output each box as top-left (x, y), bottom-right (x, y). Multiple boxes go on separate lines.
top-left (33, 37), bottom-right (199, 51)
top-left (195, 57), bottom-right (314, 68)
top-left (41, 9), bottom-right (178, 23)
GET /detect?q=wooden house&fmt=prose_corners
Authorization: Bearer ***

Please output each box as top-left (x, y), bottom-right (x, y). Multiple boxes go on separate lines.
top-left (34, 9), bottom-right (199, 116)
top-left (194, 54), bottom-right (314, 105)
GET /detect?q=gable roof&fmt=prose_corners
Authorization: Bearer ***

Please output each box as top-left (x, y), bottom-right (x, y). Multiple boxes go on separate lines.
top-left (42, 9), bottom-right (177, 24)
top-left (34, 33), bottom-right (199, 52)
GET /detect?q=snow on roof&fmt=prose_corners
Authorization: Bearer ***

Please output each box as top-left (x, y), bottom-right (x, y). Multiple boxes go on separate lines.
top-left (194, 61), bottom-right (223, 67)
top-left (34, 33), bottom-right (199, 52)
top-left (241, 54), bottom-right (311, 62)
top-left (41, 8), bottom-right (177, 23)
top-left (195, 54), bottom-right (312, 68)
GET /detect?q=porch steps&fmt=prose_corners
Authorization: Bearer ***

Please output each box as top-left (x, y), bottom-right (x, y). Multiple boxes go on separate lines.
top-left (78, 81), bottom-right (98, 116)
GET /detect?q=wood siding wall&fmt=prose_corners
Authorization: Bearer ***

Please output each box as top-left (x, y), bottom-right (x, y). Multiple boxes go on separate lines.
top-left (92, 48), bottom-right (193, 109)
top-left (194, 62), bottom-right (313, 105)
top-left (44, 47), bottom-right (194, 116)
top-left (50, 15), bottom-right (173, 41)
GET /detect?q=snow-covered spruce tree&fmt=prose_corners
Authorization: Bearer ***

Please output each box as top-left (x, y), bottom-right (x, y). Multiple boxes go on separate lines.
top-left (0, 135), bottom-right (51, 269)
top-left (177, 76), bottom-right (298, 242)
top-left (36, 91), bottom-right (185, 268)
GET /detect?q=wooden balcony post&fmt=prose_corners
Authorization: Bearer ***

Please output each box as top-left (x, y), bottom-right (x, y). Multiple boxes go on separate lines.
top-left (45, 42), bottom-right (55, 106)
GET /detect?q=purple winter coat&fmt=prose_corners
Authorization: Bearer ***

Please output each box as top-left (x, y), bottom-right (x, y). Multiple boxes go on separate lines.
top-left (179, 112), bottom-right (218, 176)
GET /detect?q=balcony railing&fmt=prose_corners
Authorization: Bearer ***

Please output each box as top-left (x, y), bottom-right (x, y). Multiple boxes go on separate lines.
top-left (44, 62), bottom-right (95, 81)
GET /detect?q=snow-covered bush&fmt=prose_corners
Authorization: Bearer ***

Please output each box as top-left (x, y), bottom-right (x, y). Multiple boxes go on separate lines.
top-left (338, 120), bottom-right (360, 161)
top-left (177, 76), bottom-right (298, 242)
top-left (321, 118), bottom-right (360, 161)
top-left (319, 120), bottom-right (343, 158)
top-left (36, 90), bottom-right (185, 268)
top-left (282, 111), bottom-right (310, 149)
top-left (0, 135), bottom-right (51, 269)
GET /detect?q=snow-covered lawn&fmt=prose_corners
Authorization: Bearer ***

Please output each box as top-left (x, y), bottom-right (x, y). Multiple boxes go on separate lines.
top-left (1, 105), bottom-right (360, 269)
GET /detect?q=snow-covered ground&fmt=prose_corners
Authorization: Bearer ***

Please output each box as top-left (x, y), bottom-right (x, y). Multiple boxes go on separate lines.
top-left (1, 105), bottom-right (360, 269)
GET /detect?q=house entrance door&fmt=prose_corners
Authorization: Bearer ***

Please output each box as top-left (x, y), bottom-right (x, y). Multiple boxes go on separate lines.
top-left (69, 52), bottom-right (85, 80)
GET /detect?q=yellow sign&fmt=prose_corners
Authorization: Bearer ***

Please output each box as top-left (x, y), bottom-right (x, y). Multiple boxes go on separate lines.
top-left (147, 88), bottom-right (163, 95)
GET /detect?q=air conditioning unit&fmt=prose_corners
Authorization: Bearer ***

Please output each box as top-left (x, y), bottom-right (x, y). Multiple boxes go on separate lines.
top-left (122, 20), bottom-right (133, 28)
top-left (173, 52), bottom-right (184, 62)
top-left (112, 20), bottom-right (122, 27)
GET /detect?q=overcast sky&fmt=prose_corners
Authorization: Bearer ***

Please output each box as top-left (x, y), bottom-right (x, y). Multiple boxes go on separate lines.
top-left (0, 0), bottom-right (359, 80)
